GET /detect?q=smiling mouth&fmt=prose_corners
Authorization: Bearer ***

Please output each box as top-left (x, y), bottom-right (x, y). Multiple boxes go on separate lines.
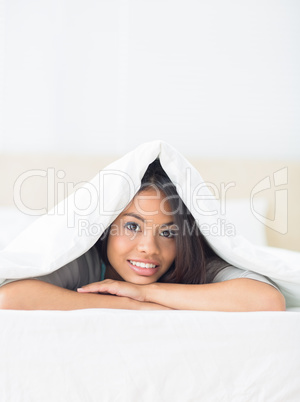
top-left (127, 260), bottom-right (160, 276)
top-left (129, 260), bottom-right (158, 269)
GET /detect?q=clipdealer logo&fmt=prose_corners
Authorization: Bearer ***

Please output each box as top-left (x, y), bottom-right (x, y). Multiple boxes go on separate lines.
top-left (250, 167), bottom-right (288, 234)
top-left (12, 167), bottom-right (288, 236)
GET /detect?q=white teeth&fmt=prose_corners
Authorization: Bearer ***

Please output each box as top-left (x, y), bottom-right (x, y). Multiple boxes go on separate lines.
top-left (130, 260), bottom-right (157, 269)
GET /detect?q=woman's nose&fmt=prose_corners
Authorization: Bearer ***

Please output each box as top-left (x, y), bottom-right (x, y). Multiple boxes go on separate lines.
top-left (136, 231), bottom-right (159, 255)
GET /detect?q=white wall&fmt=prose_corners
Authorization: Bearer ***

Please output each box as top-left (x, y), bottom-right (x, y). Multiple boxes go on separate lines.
top-left (0, 0), bottom-right (299, 158)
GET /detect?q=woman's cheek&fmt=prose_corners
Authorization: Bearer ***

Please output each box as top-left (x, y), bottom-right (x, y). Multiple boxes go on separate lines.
top-left (108, 233), bottom-right (133, 255)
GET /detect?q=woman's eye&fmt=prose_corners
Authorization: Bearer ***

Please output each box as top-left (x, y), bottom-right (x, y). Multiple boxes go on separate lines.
top-left (124, 222), bottom-right (141, 232)
top-left (160, 229), bottom-right (176, 238)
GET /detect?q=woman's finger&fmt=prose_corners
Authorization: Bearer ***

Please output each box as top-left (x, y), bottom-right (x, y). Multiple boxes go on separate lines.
top-left (77, 282), bottom-right (108, 293)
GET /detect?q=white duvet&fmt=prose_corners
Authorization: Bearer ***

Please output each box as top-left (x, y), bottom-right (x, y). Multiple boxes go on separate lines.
top-left (0, 140), bottom-right (300, 307)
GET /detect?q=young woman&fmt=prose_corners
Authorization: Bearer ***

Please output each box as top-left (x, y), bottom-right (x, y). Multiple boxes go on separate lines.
top-left (0, 160), bottom-right (285, 311)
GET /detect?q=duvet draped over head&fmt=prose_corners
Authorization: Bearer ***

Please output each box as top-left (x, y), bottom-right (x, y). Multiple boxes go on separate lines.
top-left (0, 140), bottom-right (299, 307)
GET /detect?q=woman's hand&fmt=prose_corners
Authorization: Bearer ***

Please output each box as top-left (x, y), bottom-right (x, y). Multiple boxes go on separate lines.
top-left (78, 278), bottom-right (286, 312)
top-left (77, 279), bottom-right (148, 302)
top-left (77, 280), bottom-right (173, 310)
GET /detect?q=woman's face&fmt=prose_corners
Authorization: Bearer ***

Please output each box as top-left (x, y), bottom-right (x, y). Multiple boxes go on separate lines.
top-left (106, 188), bottom-right (177, 284)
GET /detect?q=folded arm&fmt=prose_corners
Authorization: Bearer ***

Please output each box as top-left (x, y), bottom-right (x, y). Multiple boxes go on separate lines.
top-left (78, 278), bottom-right (286, 311)
top-left (145, 279), bottom-right (286, 311)
top-left (0, 280), bottom-right (172, 311)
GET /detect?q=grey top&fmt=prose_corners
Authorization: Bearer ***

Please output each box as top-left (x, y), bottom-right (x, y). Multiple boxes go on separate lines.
top-left (206, 257), bottom-right (279, 289)
top-left (32, 246), bottom-right (279, 291)
top-left (33, 245), bottom-right (102, 290)
top-left (0, 245), bottom-right (279, 291)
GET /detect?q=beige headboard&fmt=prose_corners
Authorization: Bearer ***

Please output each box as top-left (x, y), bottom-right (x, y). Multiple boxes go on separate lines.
top-left (0, 154), bottom-right (299, 252)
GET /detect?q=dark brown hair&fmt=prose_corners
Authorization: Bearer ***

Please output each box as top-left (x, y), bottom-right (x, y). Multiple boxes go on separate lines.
top-left (97, 159), bottom-right (217, 284)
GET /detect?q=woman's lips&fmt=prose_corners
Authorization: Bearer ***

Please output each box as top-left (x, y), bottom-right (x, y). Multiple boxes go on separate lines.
top-left (127, 260), bottom-right (159, 276)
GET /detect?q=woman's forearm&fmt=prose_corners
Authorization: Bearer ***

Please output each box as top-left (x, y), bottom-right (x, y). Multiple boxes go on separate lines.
top-left (144, 279), bottom-right (286, 312)
top-left (0, 280), bottom-right (171, 311)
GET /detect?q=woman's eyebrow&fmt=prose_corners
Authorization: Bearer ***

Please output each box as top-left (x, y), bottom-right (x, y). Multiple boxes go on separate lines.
top-left (123, 213), bottom-right (145, 222)
top-left (123, 213), bottom-right (174, 226)
top-left (160, 222), bottom-right (175, 227)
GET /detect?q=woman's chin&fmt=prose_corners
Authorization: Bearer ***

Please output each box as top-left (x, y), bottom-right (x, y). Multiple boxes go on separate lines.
top-left (127, 275), bottom-right (157, 285)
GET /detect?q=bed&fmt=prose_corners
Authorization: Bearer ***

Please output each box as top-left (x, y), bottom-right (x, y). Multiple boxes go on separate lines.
top-left (0, 142), bottom-right (299, 401)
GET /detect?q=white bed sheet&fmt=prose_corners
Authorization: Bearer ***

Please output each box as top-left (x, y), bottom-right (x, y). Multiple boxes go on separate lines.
top-left (0, 309), bottom-right (299, 402)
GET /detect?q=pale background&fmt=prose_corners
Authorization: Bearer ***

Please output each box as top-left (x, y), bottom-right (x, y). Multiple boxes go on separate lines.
top-left (0, 1), bottom-right (299, 251)
top-left (0, 0), bottom-right (299, 157)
